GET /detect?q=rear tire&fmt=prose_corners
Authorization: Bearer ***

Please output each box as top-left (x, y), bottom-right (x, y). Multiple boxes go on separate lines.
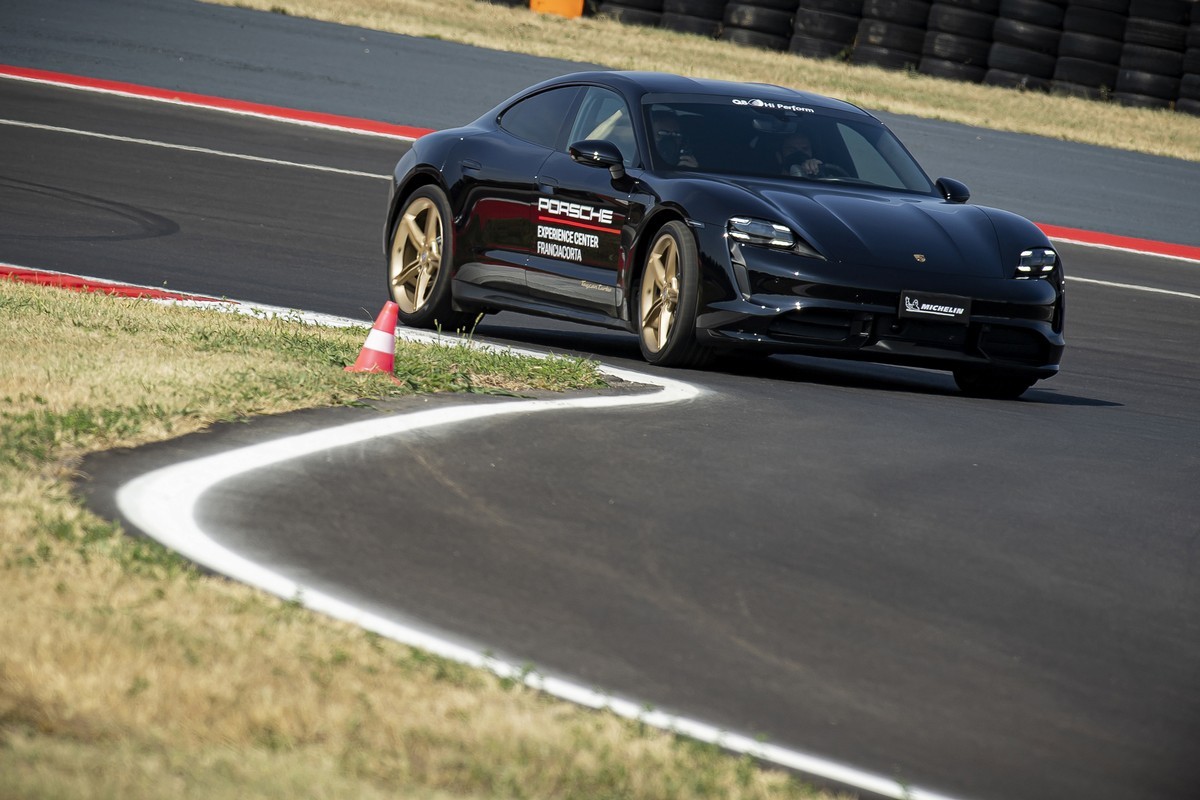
top-left (953, 367), bottom-right (1037, 399)
top-left (387, 185), bottom-right (474, 332)
top-left (638, 221), bottom-right (712, 367)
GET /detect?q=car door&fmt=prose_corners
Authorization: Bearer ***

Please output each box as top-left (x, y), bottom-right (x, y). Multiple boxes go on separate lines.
top-left (526, 86), bottom-right (637, 318)
top-left (453, 86), bottom-right (581, 299)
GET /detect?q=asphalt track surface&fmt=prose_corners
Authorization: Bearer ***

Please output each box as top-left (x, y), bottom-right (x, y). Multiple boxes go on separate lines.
top-left (4, 0), bottom-right (1200, 246)
top-left (3, 3), bottom-right (1199, 800)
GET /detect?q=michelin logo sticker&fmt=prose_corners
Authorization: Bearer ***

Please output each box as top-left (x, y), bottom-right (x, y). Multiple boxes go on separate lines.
top-left (904, 297), bottom-right (966, 317)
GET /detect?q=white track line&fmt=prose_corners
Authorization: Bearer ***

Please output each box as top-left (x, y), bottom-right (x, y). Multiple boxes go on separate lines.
top-left (110, 296), bottom-right (963, 800)
top-left (0, 118), bottom-right (389, 179)
top-left (1069, 275), bottom-right (1200, 300)
top-left (1047, 234), bottom-right (1200, 265)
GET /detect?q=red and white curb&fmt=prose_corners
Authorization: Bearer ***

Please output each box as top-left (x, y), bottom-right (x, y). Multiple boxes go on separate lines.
top-left (0, 64), bottom-right (433, 140)
top-left (1039, 223), bottom-right (1200, 264)
top-left (5, 63), bottom-right (1200, 263)
top-left (0, 263), bottom-right (227, 302)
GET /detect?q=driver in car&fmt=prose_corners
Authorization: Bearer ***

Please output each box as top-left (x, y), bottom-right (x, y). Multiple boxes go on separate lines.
top-left (777, 132), bottom-right (826, 178)
top-left (652, 109), bottom-right (698, 169)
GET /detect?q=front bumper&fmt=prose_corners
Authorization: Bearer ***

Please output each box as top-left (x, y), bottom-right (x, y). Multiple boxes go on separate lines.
top-left (696, 246), bottom-right (1065, 377)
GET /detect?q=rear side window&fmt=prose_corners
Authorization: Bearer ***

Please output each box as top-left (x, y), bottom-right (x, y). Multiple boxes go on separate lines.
top-left (498, 87), bottom-right (580, 148)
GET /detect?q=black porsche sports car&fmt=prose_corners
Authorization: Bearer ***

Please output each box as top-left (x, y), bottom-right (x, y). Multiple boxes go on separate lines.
top-left (384, 71), bottom-right (1065, 398)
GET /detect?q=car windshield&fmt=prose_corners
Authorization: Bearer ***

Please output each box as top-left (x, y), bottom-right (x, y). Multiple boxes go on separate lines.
top-left (641, 94), bottom-right (935, 194)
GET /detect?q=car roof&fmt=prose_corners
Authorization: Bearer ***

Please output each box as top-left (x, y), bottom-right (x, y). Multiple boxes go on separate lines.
top-left (545, 70), bottom-right (872, 119)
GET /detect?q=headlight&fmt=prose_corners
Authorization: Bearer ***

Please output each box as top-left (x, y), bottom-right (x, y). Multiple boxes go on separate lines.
top-left (728, 216), bottom-right (795, 248)
top-left (1015, 247), bottom-right (1057, 278)
top-left (727, 217), bottom-right (823, 259)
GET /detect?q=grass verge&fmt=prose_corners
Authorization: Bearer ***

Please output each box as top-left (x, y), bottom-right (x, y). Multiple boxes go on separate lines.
top-left (214, 0), bottom-right (1200, 162)
top-left (0, 278), bottom-right (847, 800)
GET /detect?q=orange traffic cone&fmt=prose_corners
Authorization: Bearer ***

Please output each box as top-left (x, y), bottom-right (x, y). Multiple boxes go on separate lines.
top-left (345, 301), bottom-right (399, 374)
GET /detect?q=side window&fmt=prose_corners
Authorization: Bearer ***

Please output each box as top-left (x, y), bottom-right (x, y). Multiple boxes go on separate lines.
top-left (499, 87), bottom-right (580, 148)
top-left (567, 87), bottom-right (637, 167)
top-left (835, 121), bottom-right (932, 192)
top-left (836, 122), bottom-right (899, 187)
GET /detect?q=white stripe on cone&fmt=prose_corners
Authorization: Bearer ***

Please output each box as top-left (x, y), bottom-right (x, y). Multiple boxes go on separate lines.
top-left (346, 301), bottom-right (399, 373)
top-left (363, 327), bottom-right (394, 354)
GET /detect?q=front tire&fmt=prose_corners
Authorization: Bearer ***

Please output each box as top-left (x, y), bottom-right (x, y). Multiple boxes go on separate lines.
top-left (387, 185), bottom-right (473, 331)
top-left (953, 367), bottom-right (1037, 399)
top-left (638, 220), bottom-right (712, 367)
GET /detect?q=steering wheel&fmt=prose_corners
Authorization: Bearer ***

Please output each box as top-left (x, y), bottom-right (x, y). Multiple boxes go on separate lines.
top-left (816, 162), bottom-right (849, 179)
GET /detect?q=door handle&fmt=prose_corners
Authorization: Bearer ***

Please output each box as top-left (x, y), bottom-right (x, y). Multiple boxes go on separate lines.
top-left (461, 159), bottom-right (481, 175)
top-left (537, 177), bottom-right (559, 193)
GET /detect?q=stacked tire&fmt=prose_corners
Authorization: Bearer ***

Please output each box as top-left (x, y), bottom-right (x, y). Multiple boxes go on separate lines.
top-left (851, 0), bottom-right (932, 70)
top-left (790, 0), bottom-right (865, 61)
top-left (985, 0), bottom-right (1067, 90)
top-left (1052, 0), bottom-right (1129, 99)
top-left (596, 0), bottom-right (664, 26)
top-left (1113, 0), bottom-right (1191, 108)
top-left (660, 0), bottom-right (726, 37)
top-left (919, 0), bottom-right (999, 83)
top-left (586, 0), bottom-right (1200, 117)
top-left (1179, 13), bottom-right (1200, 114)
top-left (720, 1), bottom-right (800, 51)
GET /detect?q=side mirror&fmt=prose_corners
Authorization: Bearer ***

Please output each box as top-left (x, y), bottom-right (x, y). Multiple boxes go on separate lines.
top-left (936, 177), bottom-right (970, 204)
top-left (569, 139), bottom-right (626, 181)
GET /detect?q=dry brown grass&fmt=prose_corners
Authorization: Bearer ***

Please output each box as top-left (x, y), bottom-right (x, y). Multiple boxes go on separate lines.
top-left (214, 0), bottom-right (1200, 161)
top-left (0, 280), bottom-right (843, 800)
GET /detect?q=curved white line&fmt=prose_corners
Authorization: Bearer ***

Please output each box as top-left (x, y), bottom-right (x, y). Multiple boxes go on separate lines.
top-left (113, 303), bottom-right (964, 800)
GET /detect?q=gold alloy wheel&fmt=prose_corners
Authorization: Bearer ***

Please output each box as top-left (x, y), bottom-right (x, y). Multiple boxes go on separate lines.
top-left (389, 196), bottom-right (443, 314)
top-left (640, 232), bottom-right (681, 353)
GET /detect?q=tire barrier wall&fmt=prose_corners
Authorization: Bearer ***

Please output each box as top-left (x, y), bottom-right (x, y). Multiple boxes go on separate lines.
top-left (537, 0), bottom-right (1199, 114)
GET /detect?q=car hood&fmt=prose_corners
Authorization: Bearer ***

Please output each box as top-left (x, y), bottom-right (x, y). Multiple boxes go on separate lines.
top-left (735, 180), bottom-right (1009, 277)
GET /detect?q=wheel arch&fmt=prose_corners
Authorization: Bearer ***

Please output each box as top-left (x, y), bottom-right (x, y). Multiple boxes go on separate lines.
top-left (385, 169), bottom-right (448, 254)
top-left (624, 204), bottom-right (691, 321)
